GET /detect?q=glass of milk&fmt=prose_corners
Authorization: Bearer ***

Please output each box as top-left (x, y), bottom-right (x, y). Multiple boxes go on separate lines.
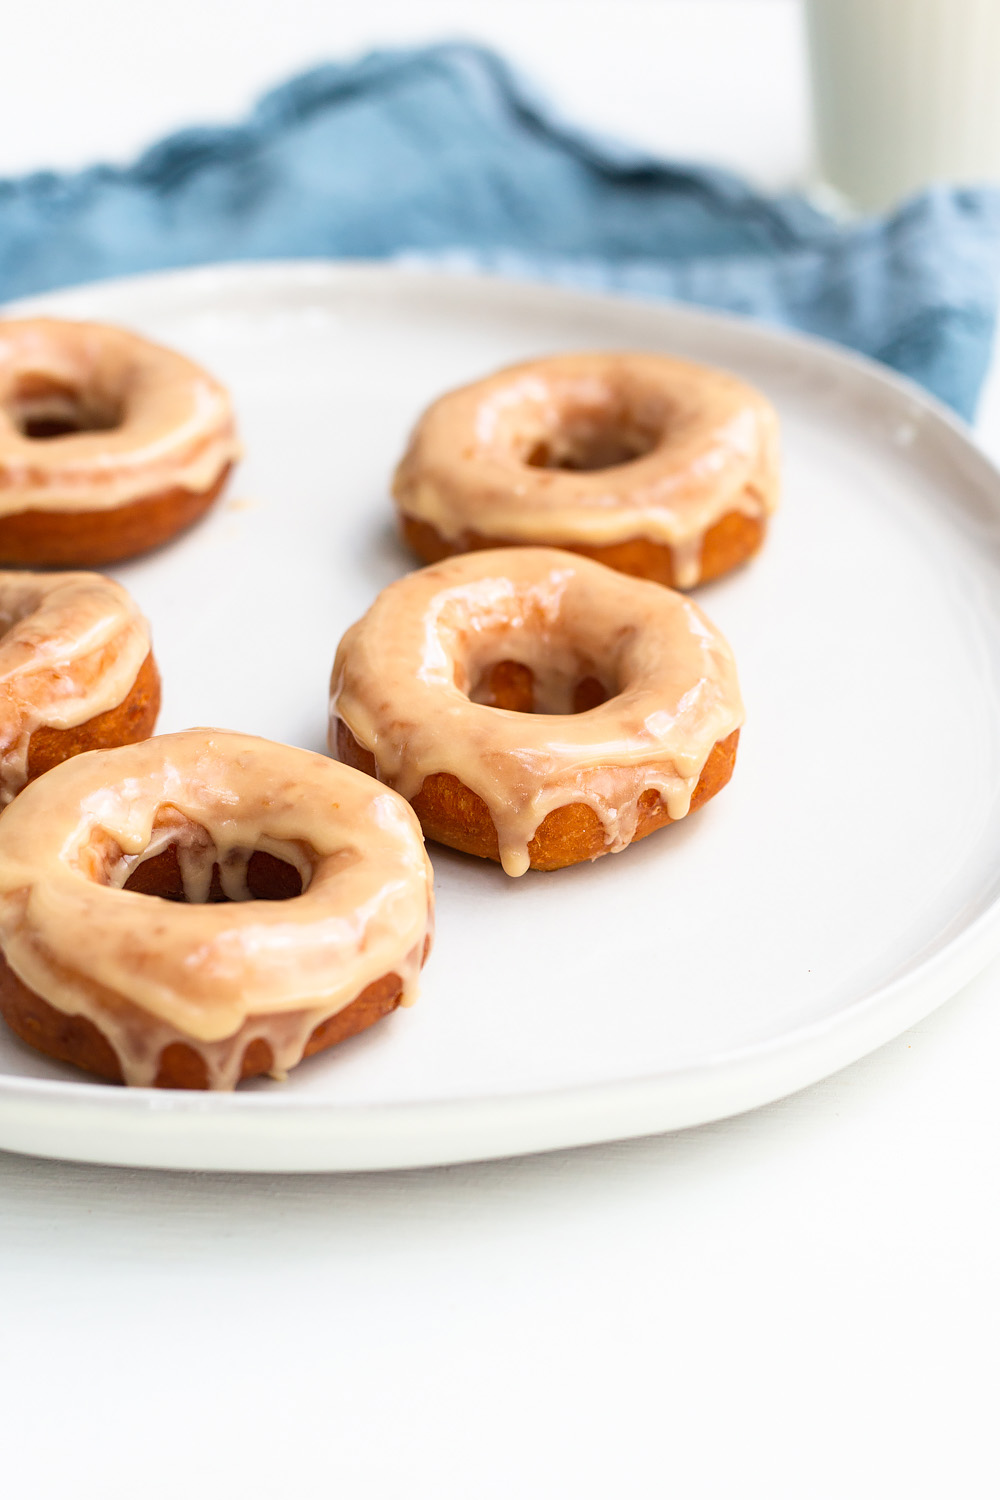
top-left (805, 0), bottom-right (1000, 211)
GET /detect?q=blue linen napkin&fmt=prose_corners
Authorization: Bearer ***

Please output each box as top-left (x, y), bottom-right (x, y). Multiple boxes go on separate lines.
top-left (1, 42), bottom-right (999, 420)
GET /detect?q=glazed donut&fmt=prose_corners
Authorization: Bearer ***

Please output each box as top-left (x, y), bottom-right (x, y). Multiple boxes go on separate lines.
top-left (0, 570), bottom-right (159, 804)
top-left (331, 548), bottom-right (743, 876)
top-left (0, 730), bottom-right (434, 1089)
top-left (393, 351), bottom-right (779, 589)
top-left (0, 318), bottom-right (240, 565)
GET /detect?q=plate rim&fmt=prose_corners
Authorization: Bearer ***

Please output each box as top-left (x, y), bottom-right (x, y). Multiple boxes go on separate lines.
top-left (3, 253), bottom-right (984, 438)
top-left (1, 257), bottom-right (999, 1172)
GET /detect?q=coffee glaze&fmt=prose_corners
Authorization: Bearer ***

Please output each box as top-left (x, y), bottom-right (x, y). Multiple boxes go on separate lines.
top-left (330, 548), bottom-right (744, 876)
top-left (0, 318), bottom-right (239, 514)
top-left (0, 571), bottom-right (154, 803)
top-left (0, 730), bottom-right (434, 1089)
top-left (393, 352), bottom-right (779, 589)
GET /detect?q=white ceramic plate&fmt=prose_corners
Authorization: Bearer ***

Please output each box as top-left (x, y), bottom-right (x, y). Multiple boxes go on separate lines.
top-left (1, 260), bottom-right (999, 1172)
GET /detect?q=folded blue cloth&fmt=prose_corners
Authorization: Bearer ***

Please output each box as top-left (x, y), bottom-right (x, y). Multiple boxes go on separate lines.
top-left (2, 42), bottom-right (998, 419)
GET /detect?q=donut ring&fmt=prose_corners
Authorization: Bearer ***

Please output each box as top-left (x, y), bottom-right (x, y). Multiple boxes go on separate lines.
top-left (0, 319), bottom-right (240, 566)
top-left (0, 730), bottom-right (434, 1089)
top-left (331, 548), bottom-right (743, 876)
top-left (0, 570), bottom-right (159, 804)
top-left (393, 352), bottom-right (779, 590)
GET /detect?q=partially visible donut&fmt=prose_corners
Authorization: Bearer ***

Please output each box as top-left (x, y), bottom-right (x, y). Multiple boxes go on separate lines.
top-left (331, 548), bottom-right (744, 875)
top-left (0, 730), bottom-right (434, 1089)
top-left (0, 319), bottom-right (240, 565)
top-left (0, 570), bottom-right (159, 804)
top-left (393, 351), bottom-right (779, 589)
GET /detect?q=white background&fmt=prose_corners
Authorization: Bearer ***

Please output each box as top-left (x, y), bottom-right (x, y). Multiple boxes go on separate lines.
top-left (1, 3), bottom-right (998, 1496)
top-left (0, 0), bottom-right (812, 187)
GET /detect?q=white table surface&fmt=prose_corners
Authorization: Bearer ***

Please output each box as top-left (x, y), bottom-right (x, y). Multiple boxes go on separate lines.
top-left (2, 5), bottom-right (998, 1496)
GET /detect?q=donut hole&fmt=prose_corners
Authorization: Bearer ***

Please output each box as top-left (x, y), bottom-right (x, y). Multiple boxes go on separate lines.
top-left (7, 373), bottom-right (124, 440)
top-left (524, 421), bottom-right (658, 472)
top-left (80, 817), bottom-right (310, 903)
top-left (469, 658), bottom-right (613, 715)
top-left (519, 389), bottom-right (664, 473)
top-left (123, 844), bottom-right (304, 903)
top-left (440, 570), bottom-right (626, 714)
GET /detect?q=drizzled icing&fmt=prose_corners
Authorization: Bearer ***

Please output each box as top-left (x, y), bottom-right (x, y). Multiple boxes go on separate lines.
top-left (330, 548), bottom-right (744, 876)
top-left (392, 351), bottom-right (780, 589)
top-left (0, 571), bottom-right (152, 804)
top-left (0, 319), bottom-right (240, 514)
top-left (0, 730), bottom-right (435, 1088)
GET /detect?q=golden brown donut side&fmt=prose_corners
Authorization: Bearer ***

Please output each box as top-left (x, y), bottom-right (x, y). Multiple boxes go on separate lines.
top-left (336, 717), bottom-right (740, 872)
top-left (0, 953), bottom-right (405, 1089)
top-left (0, 466), bottom-right (231, 567)
top-left (24, 649), bottom-right (161, 784)
top-left (400, 509), bottom-right (766, 590)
